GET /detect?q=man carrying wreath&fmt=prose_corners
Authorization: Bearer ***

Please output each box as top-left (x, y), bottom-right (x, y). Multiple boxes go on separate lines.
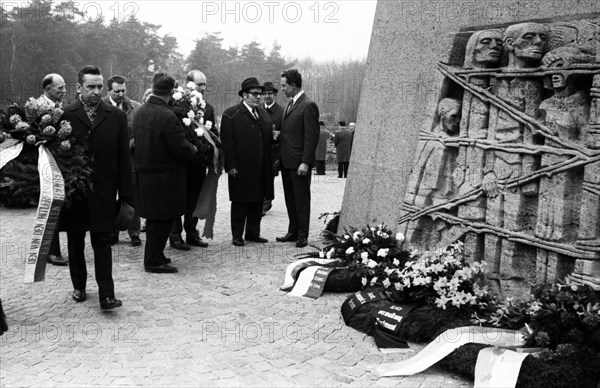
top-left (60, 65), bottom-right (133, 310)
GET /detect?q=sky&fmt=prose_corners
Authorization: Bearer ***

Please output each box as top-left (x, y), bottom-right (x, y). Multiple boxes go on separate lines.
top-left (73, 0), bottom-right (378, 62)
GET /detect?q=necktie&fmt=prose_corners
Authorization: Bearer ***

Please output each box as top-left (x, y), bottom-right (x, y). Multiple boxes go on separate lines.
top-left (252, 109), bottom-right (259, 121)
top-left (286, 100), bottom-right (293, 114)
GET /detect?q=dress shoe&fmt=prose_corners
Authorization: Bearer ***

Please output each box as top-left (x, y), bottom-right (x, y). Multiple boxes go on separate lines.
top-left (186, 237), bottom-right (208, 248)
top-left (47, 254), bottom-right (68, 266)
top-left (276, 233), bottom-right (298, 242)
top-left (296, 238), bottom-right (308, 248)
top-left (170, 239), bottom-right (191, 251)
top-left (131, 236), bottom-right (142, 247)
top-left (72, 289), bottom-right (86, 302)
top-left (232, 237), bottom-right (245, 246)
top-left (100, 297), bottom-right (123, 310)
top-left (145, 264), bottom-right (178, 273)
top-left (245, 236), bottom-right (268, 243)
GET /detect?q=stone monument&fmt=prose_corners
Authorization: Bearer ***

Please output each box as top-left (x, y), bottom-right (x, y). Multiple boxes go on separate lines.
top-left (341, 1), bottom-right (600, 297)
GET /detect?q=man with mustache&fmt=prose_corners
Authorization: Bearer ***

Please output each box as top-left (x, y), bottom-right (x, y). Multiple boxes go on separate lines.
top-left (60, 65), bottom-right (133, 310)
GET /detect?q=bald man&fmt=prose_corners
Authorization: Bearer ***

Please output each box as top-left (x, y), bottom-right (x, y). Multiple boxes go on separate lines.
top-left (42, 73), bottom-right (69, 266)
top-left (41, 73), bottom-right (67, 107)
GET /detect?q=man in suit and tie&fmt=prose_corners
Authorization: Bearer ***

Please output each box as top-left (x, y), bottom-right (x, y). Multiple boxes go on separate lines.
top-left (134, 73), bottom-right (198, 273)
top-left (276, 69), bottom-right (320, 248)
top-left (60, 65), bottom-right (133, 309)
top-left (262, 81), bottom-right (284, 216)
top-left (221, 78), bottom-right (274, 246)
top-left (103, 75), bottom-right (143, 247)
top-left (169, 69), bottom-right (215, 251)
top-left (41, 73), bottom-right (69, 266)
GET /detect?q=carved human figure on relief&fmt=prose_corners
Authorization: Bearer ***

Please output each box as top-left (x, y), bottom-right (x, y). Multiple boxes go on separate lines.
top-left (455, 30), bottom-right (504, 219)
top-left (535, 46), bottom-right (593, 242)
top-left (482, 23), bottom-right (549, 293)
top-left (402, 98), bottom-right (461, 249)
top-left (405, 98), bottom-right (461, 209)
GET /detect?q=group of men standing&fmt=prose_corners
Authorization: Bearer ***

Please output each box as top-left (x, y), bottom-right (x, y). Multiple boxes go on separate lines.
top-left (39, 65), bottom-right (321, 310)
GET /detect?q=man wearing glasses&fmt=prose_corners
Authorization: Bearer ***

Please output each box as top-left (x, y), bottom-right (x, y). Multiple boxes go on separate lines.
top-left (103, 75), bottom-right (143, 247)
top-left (220, 77), bottom-right (275, 246)
top-left (169, 70), bottom-right (215, 250)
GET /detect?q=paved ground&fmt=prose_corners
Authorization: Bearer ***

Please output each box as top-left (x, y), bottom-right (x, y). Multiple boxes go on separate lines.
top-left (0, 171), bottom-right (471, 387)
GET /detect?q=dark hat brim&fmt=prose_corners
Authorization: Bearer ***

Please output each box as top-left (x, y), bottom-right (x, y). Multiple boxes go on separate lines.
top-left (238, 85), bottom-right (265, 97)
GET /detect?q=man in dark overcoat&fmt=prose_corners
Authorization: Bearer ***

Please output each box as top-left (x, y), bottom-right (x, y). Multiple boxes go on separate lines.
top-left (103, 74), bottom-right (143, 247)
top-left (60, 65), bottom-right (133, 310)
top-left (314, 121), bottom-right (330, 175)
top-left (333, 123), bottom-right (354, 178)
top-left (261, 81), bottom-right (284, 216)
top-left (134, 73), bottom-right (198, 273)
top-left (276, 69), bottom-right (320, 248)
top-left (221, 77), bottom-right (274, 246)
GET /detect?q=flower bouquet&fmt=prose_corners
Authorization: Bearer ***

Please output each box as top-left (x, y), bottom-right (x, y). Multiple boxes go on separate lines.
top-left (302, 223), bottom-right (411, 293)
top-left (435, 281), bottom-right (600, 387)
top-left (171, 82), bottom-right (221, 171)
top-left (345, 241), bottom-right (493, 341)
top-left (0, 98), bottom-right (92, 207)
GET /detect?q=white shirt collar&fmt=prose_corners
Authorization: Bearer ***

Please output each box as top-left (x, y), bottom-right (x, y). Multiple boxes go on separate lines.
top-left (243, 101), bottom-right (256, 115)
top-left (109, 96), bottom-right (121, 108)
top-left (264, 102), bottom-right (275, 110)
top-left (291, 90), bottom-right (304, 105)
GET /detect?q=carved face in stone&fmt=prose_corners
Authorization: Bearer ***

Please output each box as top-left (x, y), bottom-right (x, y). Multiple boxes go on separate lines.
top-left (504, 23), bottom-right (548, 68)
top-left (542, 46), bottom-right (595, 90)
top-left (473, 30), bottom-right (503, 66)
top-left (437, 98), bottom-right (461, 136)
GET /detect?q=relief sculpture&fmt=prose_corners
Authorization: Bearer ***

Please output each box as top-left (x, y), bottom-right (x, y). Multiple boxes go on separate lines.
top-left (399, 19), bottom-right (600, 297)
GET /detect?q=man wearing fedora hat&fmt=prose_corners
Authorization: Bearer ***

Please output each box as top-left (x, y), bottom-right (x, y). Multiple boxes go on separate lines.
top-left (134, 72), bottom-right (198, 273)
top-left (262, 81), bottom-right (284, 216)
top-left (221, 77), bottom-right (275, 246)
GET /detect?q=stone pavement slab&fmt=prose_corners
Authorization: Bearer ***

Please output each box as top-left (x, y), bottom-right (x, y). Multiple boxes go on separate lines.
top-left (1, 172), bottom-right (471, 387)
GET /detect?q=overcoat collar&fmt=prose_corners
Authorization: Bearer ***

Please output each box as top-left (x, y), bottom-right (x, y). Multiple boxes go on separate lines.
top-left (67, 99), bottom-right (114, 131)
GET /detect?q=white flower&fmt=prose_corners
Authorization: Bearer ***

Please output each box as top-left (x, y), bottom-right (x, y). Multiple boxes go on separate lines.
top-left (366, 259), bottom-right (377, 268)
top-left (326, 248), bottom-right (335, 259)
top-left (191, 90), bottom-right (202, 99)
top-left (198, 117), bottom-right (204, 125)
top-left (435, 296), bottom-right (449, 309)
top-left (395, 232), bottom-right (405, 243)
top-left (195, 127), bottom-right (204, 137)
top-left (172, 91), bottom-right (183, 100)
top-left (393, 258), bottom-right (400, 267)
top-left (186, 81), bottom-right (197, 90)
top-left (190, 97), bottom-right (198, 106)
top-left (377, 248), bottom-right (389, 257)
top-left (200, 100), bottom-right (206, 109)
top-left (343, 234), bottom-right (351, 240)
top-left (345, 247), bottom-right (355, 255)
top-left (394, 282), bottom-right (403, 291)
top-left (205, 121), bottom-right (213, 130)
top-left (370, 277), bottom-right (378, 286)
top-left (381, 232), bottom-right (389, 239)
top-left (382, 278), bottom-right (391, 288)
top-left (362, 238), bottom-right (371, 245)
top-left (361, 277), bottom-right (367, 287)
top-left (176, 86), bottom-right (184, 92)
top-left (187, 110), bottom-right (195, 119)
top-left (352, 231), bottom-right (362, 241)
top-left (182, 118), bottom-right (191, 126)
top-left (319, 251), bottom-right (325, 258)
